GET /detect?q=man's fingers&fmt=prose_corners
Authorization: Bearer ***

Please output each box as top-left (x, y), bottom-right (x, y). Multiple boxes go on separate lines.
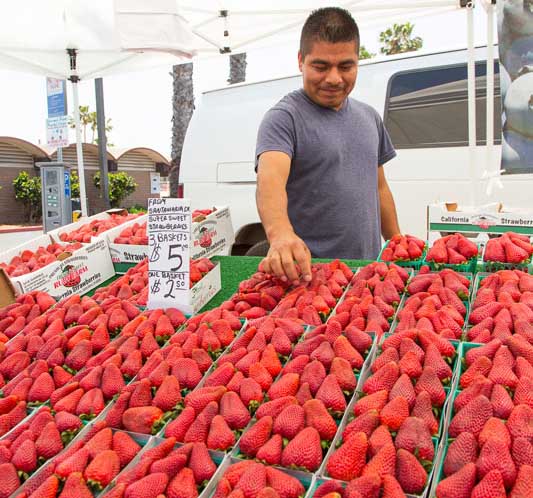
top-left (280, 248), bottom-right (300, 284)
top-left (267, 251), bottom-right (287, 281)
top-left (293, 243), bottom-right (312, 281)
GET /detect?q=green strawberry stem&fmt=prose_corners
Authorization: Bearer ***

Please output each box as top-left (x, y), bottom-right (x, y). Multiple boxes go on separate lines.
top-left (87, 479), bottom-right (104, 492)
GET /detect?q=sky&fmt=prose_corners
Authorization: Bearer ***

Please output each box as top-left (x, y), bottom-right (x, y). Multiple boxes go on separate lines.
top-left (0, 6), bottom-right (496, 158)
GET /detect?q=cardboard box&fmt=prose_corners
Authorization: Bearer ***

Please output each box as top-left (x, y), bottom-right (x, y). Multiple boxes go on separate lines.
top-left (0, 269), bottom-right (16, 308)
top-left (1, 237), bottom-right (115, 301)
top-left (105, 207), bottom-right (235, 267)
top-left (47, 208), bottom-right (131, 244)
top-left (427, 202), bottom-right (533, 242)
top-left (148, 261), bottom-right (221, 315)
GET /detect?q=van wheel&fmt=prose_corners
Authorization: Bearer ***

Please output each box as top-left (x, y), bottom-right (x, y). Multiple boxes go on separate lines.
top-left (245, 240), bottom-right (270, 256)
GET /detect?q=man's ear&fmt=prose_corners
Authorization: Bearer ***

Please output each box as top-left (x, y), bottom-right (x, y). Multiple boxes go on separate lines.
top-left (298, 50), bottom-right (303, 72)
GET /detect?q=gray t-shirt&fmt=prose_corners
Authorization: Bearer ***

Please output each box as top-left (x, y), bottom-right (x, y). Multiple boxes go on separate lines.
top-left (256, 88), bottom-right (396, 260)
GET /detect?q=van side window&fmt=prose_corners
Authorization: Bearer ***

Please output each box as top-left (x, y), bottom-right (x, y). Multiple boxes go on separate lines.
top-left (384, 61), bottom-right (502, 148)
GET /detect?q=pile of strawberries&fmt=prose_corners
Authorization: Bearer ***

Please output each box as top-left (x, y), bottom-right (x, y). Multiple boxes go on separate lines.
top-left (426, 233), bottom-right (479, 266)
top-left (484, 232), bottom-right (533, 266)
top-left (320, 327), bottom-right (457, 496)
top-left (0, 406), bottom-right (83, 480)
top-left (380, 234), bottom-right (426, 262)
top-left (14, 422), bottom-right (143, 498)
top-left (58, 213), bottom-right (141, 243)
top-left (92, 258), bottom-right (215, 306)
top-left (0, 290), bottom-right (55, 344)
top-left (0, 242), bottom-right (84, 278)
top-left (101, 438), bottom-right (219, 498)
top-left (211, 460), bottom-right (306, 498)
top-left (467, 270), bottom-right (533, 343)
top-left (395, 267), bottom-right (471, 339)
top-left (192, 208), bottom-right (216, 222)
top-left (333, 262), bottom-right (410, 338)
top-left (435, 340), bottom-right (533, 497)
top-left (113, 221), bottom-right (148, 245)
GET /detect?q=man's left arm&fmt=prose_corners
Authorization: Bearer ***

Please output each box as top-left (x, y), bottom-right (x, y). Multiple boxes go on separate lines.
top-left (378, 166), bottom-right (401, 240)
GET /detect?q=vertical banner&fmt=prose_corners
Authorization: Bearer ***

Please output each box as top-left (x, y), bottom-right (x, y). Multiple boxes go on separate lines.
top-left (498, 1), bottom-right (533, 173)
top-left (147, 198), bottom-right (191, 312)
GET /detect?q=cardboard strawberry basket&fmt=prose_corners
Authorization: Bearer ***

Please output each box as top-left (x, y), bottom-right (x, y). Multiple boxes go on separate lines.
top-left (100, 437), bottom-right (227, 498)
top-left (481, 241), bottom-right (532, 273)
top-left (205, 456), bottom-right (314, 498)
top-left (423, 240), bottom-right (480, 274)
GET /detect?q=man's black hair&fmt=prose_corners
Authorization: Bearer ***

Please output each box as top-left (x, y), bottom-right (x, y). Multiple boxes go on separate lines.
top-left (300, 7), bottom-right (360, 59)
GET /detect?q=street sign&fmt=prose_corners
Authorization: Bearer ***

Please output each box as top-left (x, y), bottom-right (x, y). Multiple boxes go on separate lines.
top-left (46, 78), bottom-right (67, 118)
top-left (46, 116), bottom-right (69, 148)
top-left (46, 77), bottom-right (69, 148)
top-left (147, 198), bottom-right (191, 311)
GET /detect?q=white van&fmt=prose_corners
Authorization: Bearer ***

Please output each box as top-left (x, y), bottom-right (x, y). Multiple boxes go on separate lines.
top-left (180, 45), bottom-right (533, 255)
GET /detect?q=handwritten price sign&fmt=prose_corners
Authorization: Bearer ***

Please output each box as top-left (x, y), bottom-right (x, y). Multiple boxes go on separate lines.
top-left (147, 198), bottom-right (191, 311)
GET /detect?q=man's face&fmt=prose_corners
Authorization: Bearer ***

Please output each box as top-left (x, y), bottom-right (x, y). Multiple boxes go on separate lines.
top-left (298, 40), bottom-right (359, 111)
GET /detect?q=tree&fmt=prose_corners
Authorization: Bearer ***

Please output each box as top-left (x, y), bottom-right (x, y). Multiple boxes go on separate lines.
top-left (228, 53), bottom-right (247, 85)
top-left (379, 22), bottom-right (423, 56)
top-left (170, 63), bottom-right (195, 197)
top-left (359, 45), bottom-right (375, 60)
top-left (93, 171), bottom-right (137, 208)
top-left (68, 105), bottom-right (113, 144)
top-left (12, 171), bottom-right (80, 223)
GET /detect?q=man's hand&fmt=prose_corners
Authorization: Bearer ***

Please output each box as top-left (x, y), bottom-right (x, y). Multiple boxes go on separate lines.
top-left (261, 230), bottom-right (312, 285)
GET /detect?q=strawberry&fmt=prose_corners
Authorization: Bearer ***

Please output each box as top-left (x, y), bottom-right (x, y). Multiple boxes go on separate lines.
top-left (362, 361), bottom-right (399, 394)
top-left (272, 404), bottom-right (305, 440)
top-left (344, 474), bottom-right (381, 498)
top-left (301, 360), bottom-right (326, 396)
top-left (256, 434), bottom-right (283, 465)
top-left (395, 417), bottom-right (434, 460)
top-left (327, 431), bottom-right (367, 480)
top-left (122, 406), bottom-right (164, 435)
top-left (353, 390), bottom-right (389, 416)
top-left (27, 372), bottom-right (55, 404)
top-left (150, 451), bottom-right (187, 479)
top-left (239, 416), bottom-right (273, 457)
top-left (105, 391), bottom-right (132, 429)
top-left (85, 427), bottom-right (113, 457)
top-left (11, 439), bottom-right (37, 474)
top-left (388, 374), bottom-right (416, 409)
top-left (512, 437), bottom-right (533, 467)
top-left (415, 366), bottom-right (446, 406)
top-left (153, 375), bottom-right (182, 412)
top-left (256, 396), bottom-right (298, 420)
top-left (265, 465), bottom-right (305, 498)
top-left (471, 469), bottom-right (506, 498)
top-left (0, 462), bottom-right (20, 497)
top-left (381, 474), bottom-right (407, 498)
top-left (362, 442), bottom-right (396, 479)
top-left (65, 339), bottom-right (93, 371)
top-left (189, 442), bottom-right (216, 484)
top-left (57, 472), bottom-right (94, 497)
top-left (139, 436), bottom-right (176, 462)
top-left (85, 449), bottom-right (121, 490)
top-left (220, 391), bottom-right (251, 430)
top-left (207, 415), bottom-right (235, 451)
top-left (315, 374), bottom-right (347, 415)
top-left (76, 387), bottom-right (105, 417)
top-left (165, 406), bottom-right (196, 441)
top-left (343, 410), bottom-right (380, 440)
top-left (113, 431), bottom-right (141, 468)
top-left (234, 462), bottom-right (267, 498)
top-left (205, 362), bottom-right (235, 388)
top-left (239, 378), bottom-right (264, 410)
top-left (55, 448), bottom-right (91, 478)
top-left (302, 399), bottom-right (337, 441)
top-left (185, 386), bottom-right (226, 413)
top-left (267, 373), bottom-right (299, 400)
top-left (281, 426), bottom-right (322, 472)
top-left (476, 438), bottom-right (517, 489)
top-left (479, 417), bottom-right (511, 448)
top-left (436, 462), bottom-right (477, 498)
top-left (184, 403), bottom-right (217, 444)
top-left (396, 448), bottom-right (427, 494)
top-left (507, 404), bottom-right (533, 440)
top-left (35, 421), bottom-right (63, 459)
top-left (125, 472), bottom-right (170, 498)
top-left (171, 358), bottom-right (203, 390)
top-left (248, 362), bottom-right (274, 391)
top-left (510, 464), bottom-right (533, 498)
top-left (28, 474), bottom-right (60, 498)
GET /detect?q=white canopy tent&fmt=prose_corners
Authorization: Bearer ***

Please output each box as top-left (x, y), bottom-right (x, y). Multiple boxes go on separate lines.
top-left (0, 0), bottom-right (498, 213)
top-left (0, 0), bottom-right (198, 216)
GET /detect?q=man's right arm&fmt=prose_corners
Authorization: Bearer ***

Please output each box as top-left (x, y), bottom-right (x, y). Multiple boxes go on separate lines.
top-left (256, 151), bottom-right (312, 284)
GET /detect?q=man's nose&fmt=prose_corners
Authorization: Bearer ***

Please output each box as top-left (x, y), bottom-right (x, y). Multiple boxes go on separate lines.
top-left (325, 67), bottom-right (342, 85)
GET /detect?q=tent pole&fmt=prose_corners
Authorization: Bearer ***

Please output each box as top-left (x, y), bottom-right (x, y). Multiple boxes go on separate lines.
top-left (467, 2), bottom-right (477, 206)
top-left (71, 78), bottom-right (88, 217)
top-left (486, 1), bottom-right (495, 179)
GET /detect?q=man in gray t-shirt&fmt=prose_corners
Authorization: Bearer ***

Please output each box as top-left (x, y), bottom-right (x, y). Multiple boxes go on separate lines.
top-left (255, 7), bottom-right (400, 284)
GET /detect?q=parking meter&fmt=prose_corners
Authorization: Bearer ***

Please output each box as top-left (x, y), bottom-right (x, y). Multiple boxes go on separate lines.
top-left (37, 162), bottom-right (73, 233)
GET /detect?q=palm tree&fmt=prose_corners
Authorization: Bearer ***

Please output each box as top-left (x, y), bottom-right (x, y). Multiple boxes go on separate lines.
top-left (169, 63), bottom-right (195, 197)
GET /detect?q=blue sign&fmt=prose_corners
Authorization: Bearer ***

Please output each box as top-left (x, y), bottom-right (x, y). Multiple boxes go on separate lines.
top-left (47, 78), bottom-right (67, 118)
top-left (64, 171), bottom-right (71, 198)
